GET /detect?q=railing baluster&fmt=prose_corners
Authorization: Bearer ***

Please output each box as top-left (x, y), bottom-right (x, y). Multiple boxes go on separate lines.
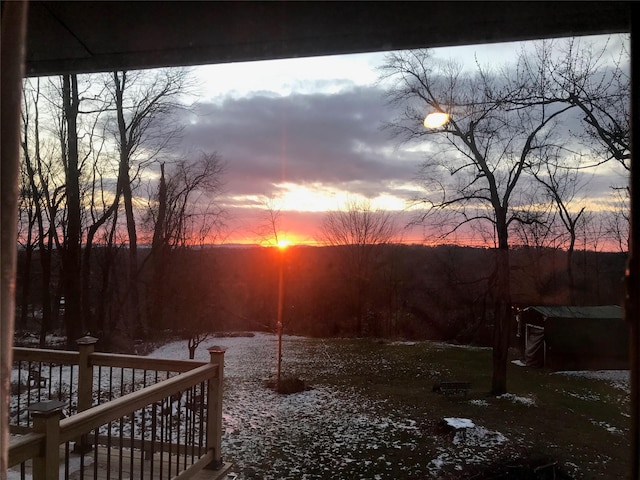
top-left (119, 367), bottom-right (124, 480)
top-left (46, 363), bottom-right (52, 399)
top-left (130, 409), bottom-right (135, 478)
top-left (69, 364), bottom-right (75, 416)
top-left (16, 362), bottom-right (22, 427)
top-left (130, 366), bottom-right (136, 478)
top-left (26, 361), bottom-right (32, 425)
top-left (93, 427), bottom-right (99, 479)
top-left (64, 441), bottom-right (70, 480)
top-left (168, 393), bottom-right (173, 479)
top-left (141, 368), bottom-right (148, 477)
top-left (149, 370), bottom-right (158, 478)
top-left (198, 381), bottom-right (205, 457)
top-left (140, 403), bottom-right (145, 478)
top-left (36, 361), bottom-right (42, 403)
top-left (57, 364), bottom-right (63, 404)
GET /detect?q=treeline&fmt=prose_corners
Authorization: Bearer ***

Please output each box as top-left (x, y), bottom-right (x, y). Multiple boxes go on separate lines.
top-left (18, 71), bottom-right (225, 350)
top-left (15, 244), bottom-right (625, 349)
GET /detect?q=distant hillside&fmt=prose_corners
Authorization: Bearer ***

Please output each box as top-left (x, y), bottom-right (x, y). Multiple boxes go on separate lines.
top-left (15, 244), bottom-right (626, 346)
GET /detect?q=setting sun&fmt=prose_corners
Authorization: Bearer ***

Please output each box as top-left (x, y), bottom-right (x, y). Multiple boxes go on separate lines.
top-left (277, 239), bottom-right (291, 249)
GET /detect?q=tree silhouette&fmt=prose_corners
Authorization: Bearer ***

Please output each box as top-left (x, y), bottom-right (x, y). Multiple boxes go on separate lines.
top-left (380, 48), bottom-right (574, 394)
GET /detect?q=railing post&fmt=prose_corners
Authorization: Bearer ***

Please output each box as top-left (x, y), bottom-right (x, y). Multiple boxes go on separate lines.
top-left (205, 346), bottom-right (226, 470)
top-left (74, 335), bottom-right (98, 453)
top-left (29, 400), bottom-right (66, 480)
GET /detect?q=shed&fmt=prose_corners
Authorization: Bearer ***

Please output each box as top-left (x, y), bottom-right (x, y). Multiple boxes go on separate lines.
top-left (518, 305), bottom-right (627, 370)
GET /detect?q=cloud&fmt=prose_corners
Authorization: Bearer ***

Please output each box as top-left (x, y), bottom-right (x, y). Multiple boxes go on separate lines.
top-left (178, 85), bottom-right (418, 201)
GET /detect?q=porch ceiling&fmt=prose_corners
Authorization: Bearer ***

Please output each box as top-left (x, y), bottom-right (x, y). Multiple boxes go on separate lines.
top-left (25, 1), bottom-right (630, 77)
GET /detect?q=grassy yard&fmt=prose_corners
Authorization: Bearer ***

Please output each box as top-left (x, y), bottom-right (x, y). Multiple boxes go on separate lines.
top-left (288, 338), bottom-right (629, 478)
top-left (155, 334), bottom-right (630, 479)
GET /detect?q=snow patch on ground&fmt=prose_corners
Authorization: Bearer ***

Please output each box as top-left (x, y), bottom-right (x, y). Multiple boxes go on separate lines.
top-left (593, 420), bottom-right (624, 435)
top-left (453, 426), bottom-right (508, 448)
top-left (553, 370), bottom-right (630, 392)
top-left (444, 417), bottom-right (475, 429)
top-left (428, 419), bottom-right (509, 477)
top-left (497, 393), bottom-right (536, 407)
top-left (388, 341), bottom-right (417, 346)
top-left (565, 390), bottom-right (600, 402)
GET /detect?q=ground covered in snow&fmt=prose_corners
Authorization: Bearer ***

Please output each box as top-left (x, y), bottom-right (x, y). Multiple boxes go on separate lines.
top-left (152, 334), bottom-right (438, 479)
top-left (148, 334), bottom-right (631, 479)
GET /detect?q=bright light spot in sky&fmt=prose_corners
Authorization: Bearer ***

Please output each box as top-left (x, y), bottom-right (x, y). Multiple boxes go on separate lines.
top-left (424, 112), bottom-right (450, 129)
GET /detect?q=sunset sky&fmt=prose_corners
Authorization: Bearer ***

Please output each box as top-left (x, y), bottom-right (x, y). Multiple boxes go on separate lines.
top-left (177, 34), bottom-right (628, 247)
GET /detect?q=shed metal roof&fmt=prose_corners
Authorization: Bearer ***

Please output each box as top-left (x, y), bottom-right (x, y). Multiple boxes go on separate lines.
top-left (522, 305), bottom-right (623, 320)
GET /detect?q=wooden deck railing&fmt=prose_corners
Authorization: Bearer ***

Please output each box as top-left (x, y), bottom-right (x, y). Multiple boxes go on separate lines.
top-left (8, 337), bottom-right (226, 480)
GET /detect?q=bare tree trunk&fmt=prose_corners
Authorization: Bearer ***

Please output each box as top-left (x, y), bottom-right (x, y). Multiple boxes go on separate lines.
top-left (62, 74), bottom-right (83, 348)
top-left (19, 221), bottom-right (34, 330)
top-left (39, 236), bottom-right (53, 348)
top-left (148, 163), bottom-right (168, 329)
top-left (82, 192), bottom-right (121, 334)
top-left (567, 232), bottom-right (577, 305)
top-left (114, 71), bottom-right (143, 337)
top-left (97, 217), bottom-right (119, 340)
top-left (491, 210), bottom-right (512, 396)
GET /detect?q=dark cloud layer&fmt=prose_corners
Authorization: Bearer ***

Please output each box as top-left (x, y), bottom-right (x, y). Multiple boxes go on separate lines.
top-left (178, 85), bottom-right (416, 200)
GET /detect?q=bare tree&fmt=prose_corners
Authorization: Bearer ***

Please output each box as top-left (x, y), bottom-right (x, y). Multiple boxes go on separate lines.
top-left (50, 73), bottom-right (107, 346)
top-left (17, 69), bottom-right (193, 349)
top-left (318, 198), bottom-right (397, 336)
top-left (605, 187), bottom-right (630, 253)
top-left (18, 98), bottom-right (39, 332)
top-left (380, 48), bottom-right (573, 394)
top-left (108, 68), bottom-right (190, 338)
top-left (520, 37), bottom-right (630, 252)
top-left (254, 196), bottom-right (288, 247)
top-left (152, 152), bottom-right (225, 248)
top-left (20, 78), bottom-right (69, 345)
top-left (59, 73), bottom-right (84, 347)
top-left (528, 154), bottom-right (588, 305)
top-left (143, 152), bottom-right (225, 353)
top-left (253, 198), bottom-right (288, 388)
top-left (546, 37), bottom-right (630, 172)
